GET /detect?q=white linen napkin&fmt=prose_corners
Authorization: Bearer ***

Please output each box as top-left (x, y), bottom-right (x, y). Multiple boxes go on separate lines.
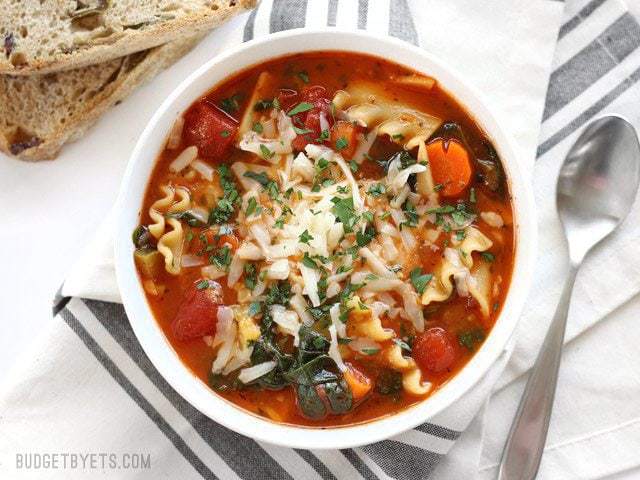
top-left (10, 1), bottom-right (640, 479)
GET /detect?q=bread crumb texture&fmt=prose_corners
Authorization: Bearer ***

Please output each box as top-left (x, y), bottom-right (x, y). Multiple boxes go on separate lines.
top-left (0, 35), bottom-right (203, 160)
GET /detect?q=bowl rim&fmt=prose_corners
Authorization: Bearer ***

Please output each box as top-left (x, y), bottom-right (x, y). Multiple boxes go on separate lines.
top-left (114, 28), bottom-right (537, 450)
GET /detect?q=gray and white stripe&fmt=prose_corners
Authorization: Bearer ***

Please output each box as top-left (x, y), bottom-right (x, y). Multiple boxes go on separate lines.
top-left (538, 0), bottom-right (640, 158)
top-left (243, 0), bottom-right (418, 45)
top-left (54, 0), bottom-right (640, 478)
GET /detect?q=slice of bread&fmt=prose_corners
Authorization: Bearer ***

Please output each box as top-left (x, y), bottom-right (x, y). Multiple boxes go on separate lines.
top-left (0, 34), bottom-right (204, 161)
top-left (0, 0), bottom-right (255, 75)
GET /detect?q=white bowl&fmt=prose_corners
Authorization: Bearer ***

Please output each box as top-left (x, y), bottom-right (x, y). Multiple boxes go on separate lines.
top-left (115, 29), bottom-right (536, 450)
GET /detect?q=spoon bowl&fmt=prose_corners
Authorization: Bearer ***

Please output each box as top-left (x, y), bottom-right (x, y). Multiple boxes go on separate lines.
top-left (558, 116), bottom-right (640, 264)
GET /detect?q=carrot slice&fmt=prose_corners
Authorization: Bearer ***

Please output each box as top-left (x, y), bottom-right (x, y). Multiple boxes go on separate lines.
top-left (343, 363), bottom-right (373, 401)
top-left (426, 138), bottom-right (473, 197)
top-left (330, 121), bottom-right (359, 158)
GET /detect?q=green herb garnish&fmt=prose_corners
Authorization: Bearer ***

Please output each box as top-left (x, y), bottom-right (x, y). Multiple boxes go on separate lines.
top-left (335, 137), bottom-right (349, 151)
top-left (367, 183), bottom-right (386, 197)
top-left (481, 252), bottom-right (495, 262)
top-left (287, 102), bottom-right (314, 116)
top-left (298, 229), bottom-right (314, 245)
top-left (458, 329), bottom-right (485, 351)
top-left (220, 94), bottom-right (241, 114)
top-left (259, 144), bottom-right (275, 159)
top-left (409, 267), bottom-right (433, 294)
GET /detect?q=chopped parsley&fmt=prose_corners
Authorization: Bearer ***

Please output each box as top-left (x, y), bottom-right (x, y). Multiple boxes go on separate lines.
top-left (316, 129), bottom-right (330, 142)
top-left (458, 329), bottom-right (485, 351)
top-left (220, 130), bottom-right (231, 138)
top-left (317, 275), bottom-right (328, 302)
top-left (209, 245), bottom-right (232, 270)
top-left (298, 229), bottom-right (314, 245)
top-left (195, 279), bottom-right (210, 290)
top-left (259, 144), bottom-right (275, 159)
top-left (302, 252), bottom-right (319, 270)
top-left (336, 264), bottom-right (353, 274)
top-left (393, 338), bottom-right (412, 353)
top-left (409, 267), bottom-right (433, 295)
top-left (316, 157), bottom-right (329, 172)
top-left (331, 196), bottom-right (358, 232)
top-left (335, 136), bottom-right (349, 151)
top-left (297, 71), bottom-right (310, 83)
top-left (428, 202), bottom-right (475, 230)
top-left (356, 225), bottom-right (376, 247)
top-left (265, 281), bottom-right (293, 306)
top-left (361, 348), bottom-right (380, 356)
top-left (252, 122), bottom-right (264, 134)
top-left (243, 171), bottom-right (280, 200)
top-left (243, 171), bottom-right (270, 186)
top-left (396, 150), bottom-right (417, 169)
top-left (220, 94), bottom-right (241, 114)
top-left (392, 133), bottom-right (405, 141)
top-left (349, 160), bottom-right (359, 172)
top-left (293, 126), bottom-right (313, 135)
top-left (287, 102), bottom-right (314, 116)
top-left (209, 165), bottom-right (240, 224)
top-left (245, 197), bottom-right (260, 217)
top-left (400, 200), bottom-right (419, 229)
top-left (244, 263), bottom-right (258, 290)
top-left (247, 301), bottom-right (262, 317)
top-left (481, 252), bottom-right (495, 262)
top-left (254, 99), bottom-right (274, 111)
top-left (273, 206), bottom-right (291, 229)
top-left (367, 183), bottom-right (386, 197)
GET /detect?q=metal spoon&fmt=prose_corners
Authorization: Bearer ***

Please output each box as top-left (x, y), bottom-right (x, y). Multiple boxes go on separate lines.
top-left (498, 115), bottom-right (640, 480)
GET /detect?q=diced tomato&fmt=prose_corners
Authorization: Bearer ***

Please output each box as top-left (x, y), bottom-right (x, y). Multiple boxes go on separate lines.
top-left (202, 230), bottom-right (239, 251)
top-left (330, 121), bottom-right (359, 158)
top-left (183, 101), bottom-right (238, 161)
top-left (412, 327), bottom-right (458, 374)
top-left (291, 110), bottom-right (320, 151)
top-left (291, 135), bottom-right (308, 153)
top-left (289, 87), bottom-right (335, 151)
top-left (302, 85), bottom-right (328, 103)
top-left (172, 279), bottom-right (223, 341)
top-left (276, 88), bottom-right (299, 112)
top-left (218, 234), bottom-right (239, 251)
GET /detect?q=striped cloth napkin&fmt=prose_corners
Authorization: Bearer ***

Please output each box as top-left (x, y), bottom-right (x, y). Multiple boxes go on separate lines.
top-left (3, 1), bottom-right (640, 479)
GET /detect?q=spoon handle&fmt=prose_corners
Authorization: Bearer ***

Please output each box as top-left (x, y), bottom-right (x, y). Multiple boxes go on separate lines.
top-left (498, 265), bottom-right (579, 480)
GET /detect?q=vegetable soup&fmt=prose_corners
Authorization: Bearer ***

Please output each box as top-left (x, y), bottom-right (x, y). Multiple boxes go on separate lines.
top-left (133, 52), bottom-right (514, 426)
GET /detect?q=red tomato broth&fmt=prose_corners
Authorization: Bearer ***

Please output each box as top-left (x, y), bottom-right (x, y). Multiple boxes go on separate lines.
top-left (135, 51), bottom-right (515, 427)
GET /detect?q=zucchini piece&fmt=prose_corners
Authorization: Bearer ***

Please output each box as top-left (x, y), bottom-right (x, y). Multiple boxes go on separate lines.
top-left (134, 247), bottom-right (163, 278)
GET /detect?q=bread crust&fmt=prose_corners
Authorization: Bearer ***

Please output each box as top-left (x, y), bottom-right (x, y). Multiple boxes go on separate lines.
top-left (0, 35), bottom-right (204, 161)
top-left (0, 0), bottom-right (255, 75)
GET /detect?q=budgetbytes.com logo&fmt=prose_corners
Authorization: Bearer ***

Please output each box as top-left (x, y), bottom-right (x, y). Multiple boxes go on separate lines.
top-left (15, 452), bottom-right (151, 471)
